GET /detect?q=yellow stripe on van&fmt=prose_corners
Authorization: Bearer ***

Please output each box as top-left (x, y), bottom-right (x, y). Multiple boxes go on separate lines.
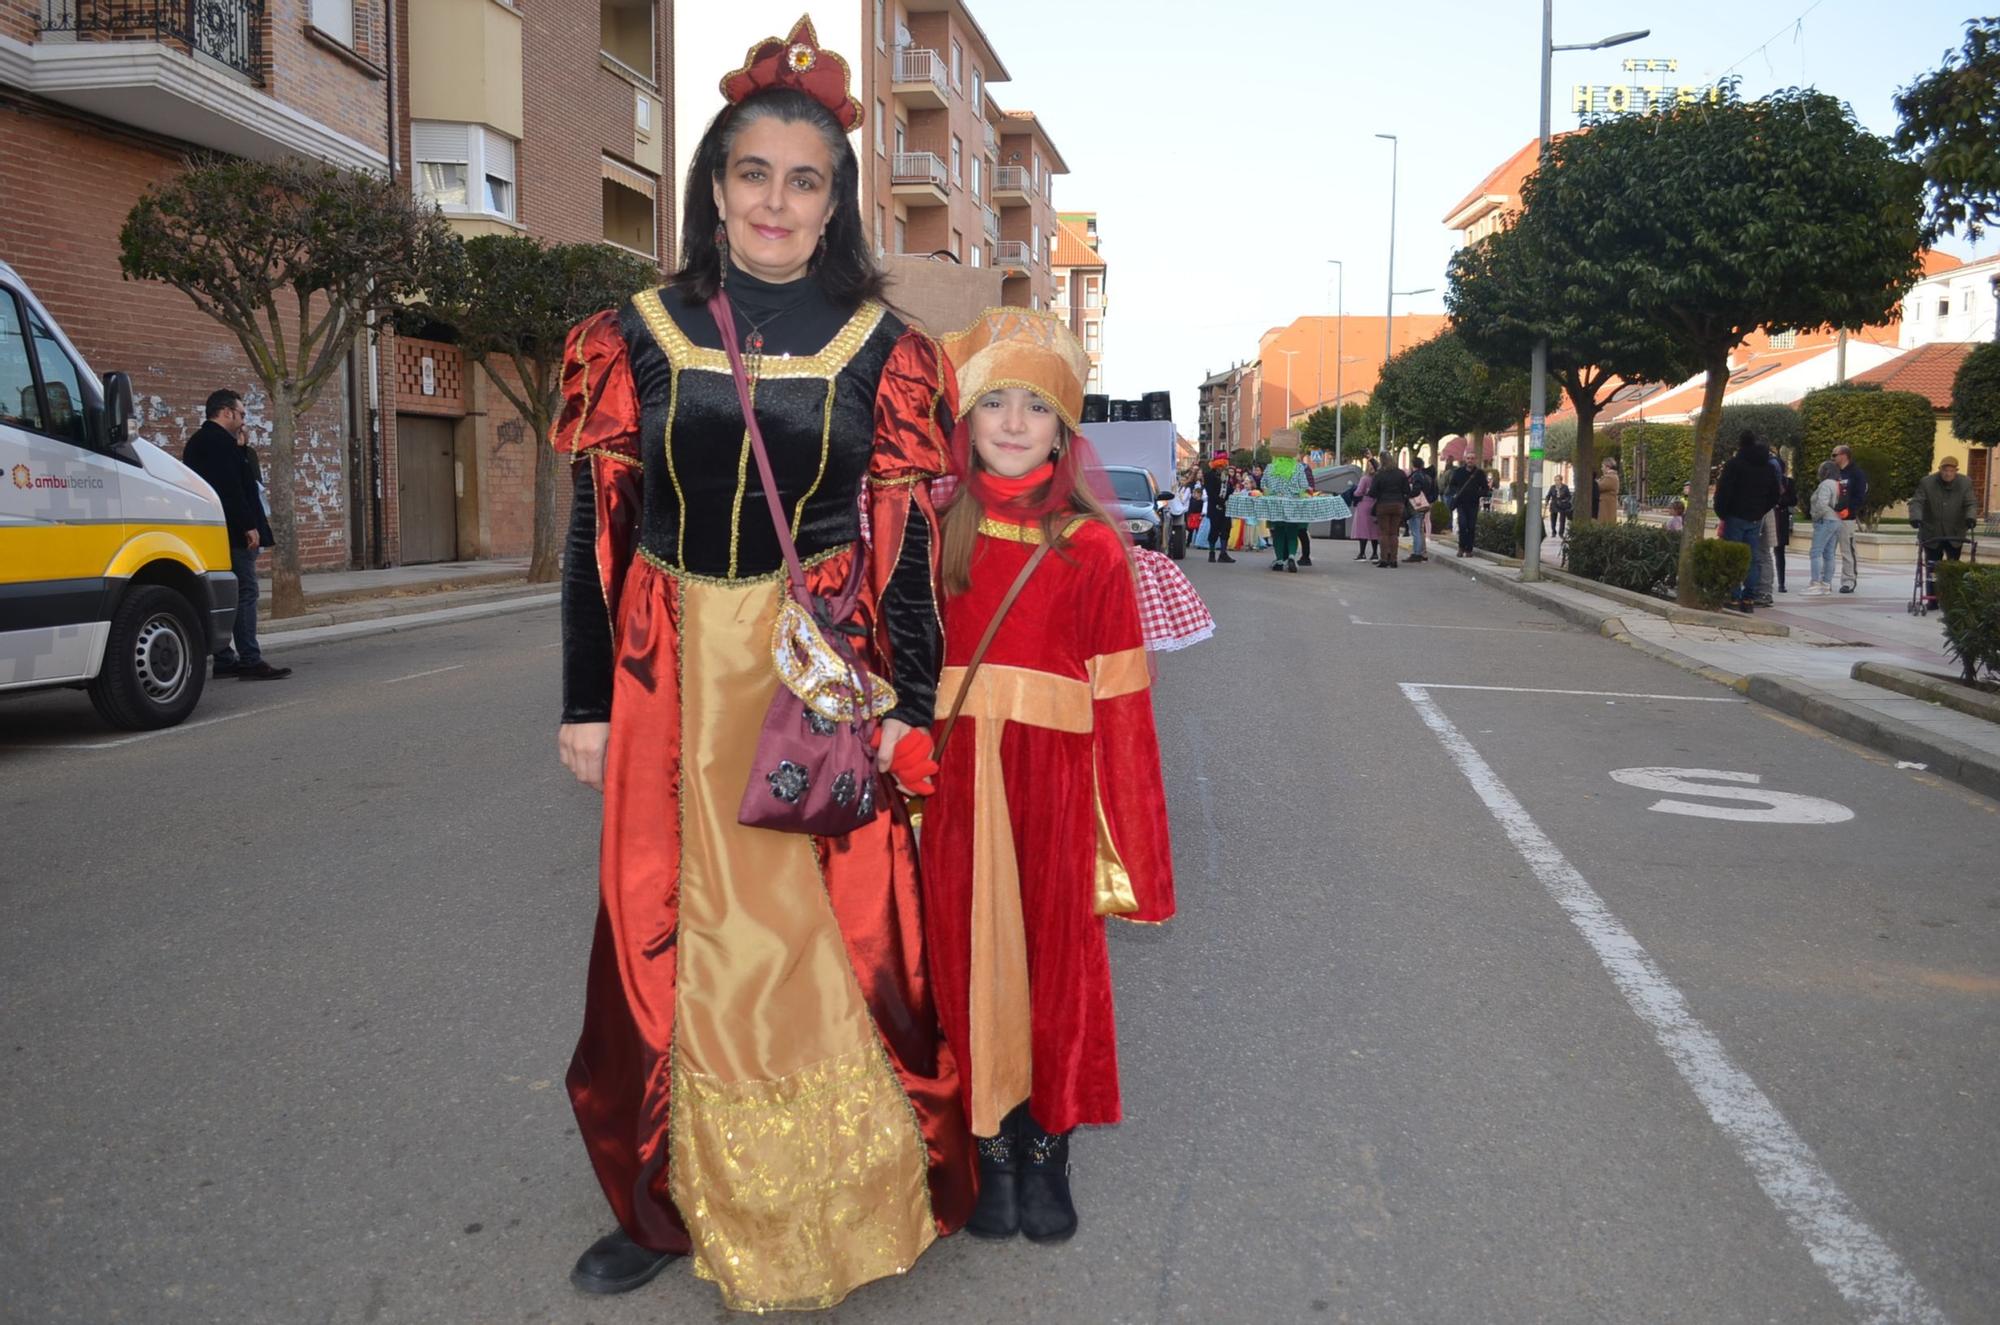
top-left (0, 523), bottom-right (230, 585)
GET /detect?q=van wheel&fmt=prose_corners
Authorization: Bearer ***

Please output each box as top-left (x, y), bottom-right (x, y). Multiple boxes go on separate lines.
top-left (1168, 525), bottom-right (1187, 560)
top-left (87, 586), bottom-right (207, 730)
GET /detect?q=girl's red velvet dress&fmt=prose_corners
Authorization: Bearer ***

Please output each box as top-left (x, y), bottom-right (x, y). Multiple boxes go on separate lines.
top-left (920, 495), bottom-right (1176, 1139)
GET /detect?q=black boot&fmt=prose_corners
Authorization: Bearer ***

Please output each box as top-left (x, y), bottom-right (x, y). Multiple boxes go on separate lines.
top-left (1017, 1123), bottom-right (1078, 1243)
top-left (570, 1227), bottom-right (680, 1295)
top-left (966, 1105), bottom-right (1026, 1239)
top-left (1217, 550), bottom-right (1236, 563)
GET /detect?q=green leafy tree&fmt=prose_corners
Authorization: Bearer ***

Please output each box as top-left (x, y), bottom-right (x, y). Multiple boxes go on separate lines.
top-left (1895, 18), bottom-right (2000, 242)
top-left (1541, 417), bottom-right (1577, 464)
top-left (1953, 342), bottom-right (2000, 445)
top-left (1372, 329), bottom-right (1535, 463)
top-left (121, 157), bottom-right (456, 615)
top-left (414, 235), bottom-right (658, 581)
top-left (1798, 386), bottom-right (1936, 521)
top-left (1298, 405), bottom-right (1339, 451)
top-left (1712, 403), bottom-right (1804, 462)
top-left (1534, 87), bottom-right (1925, 605)
top-left (1448, 203), bottom-right (1687, 527)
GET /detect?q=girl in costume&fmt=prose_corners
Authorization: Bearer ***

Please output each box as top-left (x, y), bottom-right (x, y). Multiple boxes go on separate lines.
top-left (922, 308), bottom-right (1177, 1245)
top-left (550, 17), bottom-right (973, 1311)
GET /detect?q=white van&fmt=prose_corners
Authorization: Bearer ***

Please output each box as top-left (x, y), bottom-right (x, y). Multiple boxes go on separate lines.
top-left (0, 259), bottom-right (236, 729)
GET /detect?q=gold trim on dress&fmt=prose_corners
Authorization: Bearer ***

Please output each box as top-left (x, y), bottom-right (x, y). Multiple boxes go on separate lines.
top-left (635, 287), bottom-right (888, 380)
top-left (1086, 646), bottom-right (1151, 700)
top-left (666, 365), bottom-right (687, 565)
top-left (637, 542), bottom-right (844, 586)
top-left (975, 515), bottom-right (1091, 545)
top-left (792, 379), bottom-right (836, 539)
top-left (581, 446), bottom-right (640, 468)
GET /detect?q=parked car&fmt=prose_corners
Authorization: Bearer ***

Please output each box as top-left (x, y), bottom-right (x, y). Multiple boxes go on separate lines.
top-left (1094, 464), bottom-right (1168, 550)
top-left (0, 259), bottom-right (236, 729)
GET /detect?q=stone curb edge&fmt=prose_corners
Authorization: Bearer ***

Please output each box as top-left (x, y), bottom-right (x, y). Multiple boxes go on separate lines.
top-left (1464, 548), bottom-right (1787, 635)
top-left (1435, 551), bottom-right (2000, 803)
top-left (1852, 660), bottom-right (2000, 726)
top-left (262, 583), bottom-right (552, 635)
top-left (259, 593), bottom-right (559, 648)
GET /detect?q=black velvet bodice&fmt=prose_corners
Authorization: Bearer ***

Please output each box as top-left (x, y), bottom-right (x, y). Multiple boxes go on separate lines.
top-left (617, 270), bottom-right (905, 580)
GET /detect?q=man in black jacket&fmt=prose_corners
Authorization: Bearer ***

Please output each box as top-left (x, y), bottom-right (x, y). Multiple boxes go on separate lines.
top-left (1202, 452), bottom-right (1236, 564)
top-left (1711, 430), bottom-right (1781, 613)
top-left (183, 389), bottom-right (291, 679)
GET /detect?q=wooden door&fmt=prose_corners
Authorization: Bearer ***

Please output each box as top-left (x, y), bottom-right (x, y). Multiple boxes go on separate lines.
top-left (397, 416), bottom-right (457, 564)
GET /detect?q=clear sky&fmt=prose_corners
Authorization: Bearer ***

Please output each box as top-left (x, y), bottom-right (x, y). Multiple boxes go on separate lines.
top-left (967, 0), bottom-right (1997, 425)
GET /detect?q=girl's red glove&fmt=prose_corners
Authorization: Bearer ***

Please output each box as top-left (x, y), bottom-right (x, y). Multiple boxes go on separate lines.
top-left (872, 725), bottom-right (938, 797)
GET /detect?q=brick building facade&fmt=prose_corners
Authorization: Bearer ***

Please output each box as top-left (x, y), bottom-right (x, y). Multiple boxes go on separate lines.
top-left (1, 0), bottom-right (395, 570)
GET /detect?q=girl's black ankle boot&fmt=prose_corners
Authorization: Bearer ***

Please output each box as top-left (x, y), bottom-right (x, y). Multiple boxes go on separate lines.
top-left (1017, 1122), bottom-right (1078, 1243)
top-left (967, 1104), bottom-right (1027, 1239)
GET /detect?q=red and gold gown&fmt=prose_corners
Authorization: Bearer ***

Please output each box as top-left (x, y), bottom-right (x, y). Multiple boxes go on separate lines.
top-left (919, 509), bottom-right (1176, 1140)
top-left (552, 271), bottom-right (973, 1312)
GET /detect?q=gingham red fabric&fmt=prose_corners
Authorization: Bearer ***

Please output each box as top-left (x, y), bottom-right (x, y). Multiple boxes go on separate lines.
top-left (1132, 548), bottom-right (1215, 653)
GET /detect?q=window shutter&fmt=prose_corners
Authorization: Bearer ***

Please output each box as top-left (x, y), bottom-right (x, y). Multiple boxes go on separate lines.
top-left (412, 121), bottom-right (468, 164)
top-left (482, 128), bottom-right (516, 182)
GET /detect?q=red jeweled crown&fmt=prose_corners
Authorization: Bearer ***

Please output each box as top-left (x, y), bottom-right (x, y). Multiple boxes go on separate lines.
top-left (719, 15), bottom-right (863, 132)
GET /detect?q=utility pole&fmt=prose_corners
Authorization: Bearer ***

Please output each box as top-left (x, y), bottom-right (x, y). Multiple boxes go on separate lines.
top-left (1376, 133), bottom-right (1398, 461)
top-left (1522, 3), bottom-right (1649, 582)
top-left (1329, 258), bottom-right (1345, 463)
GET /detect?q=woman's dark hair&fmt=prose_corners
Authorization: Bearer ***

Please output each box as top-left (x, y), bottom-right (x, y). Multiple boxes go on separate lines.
top-left (675, 88), bottom-right (885, 307)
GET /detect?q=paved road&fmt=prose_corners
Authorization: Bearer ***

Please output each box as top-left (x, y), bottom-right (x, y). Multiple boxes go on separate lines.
top-left (3, 545), bottom-right (1995, 1324)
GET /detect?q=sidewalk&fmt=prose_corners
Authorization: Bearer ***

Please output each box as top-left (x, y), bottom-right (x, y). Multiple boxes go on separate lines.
top-left (251, 557), bottom-right (556, 642)
top-left (1434, 549), bottom-right (2000, 803)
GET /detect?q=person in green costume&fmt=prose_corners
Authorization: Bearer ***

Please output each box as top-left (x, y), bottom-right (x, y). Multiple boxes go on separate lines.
top-left (1262, 431), bottom-right (1311, 572)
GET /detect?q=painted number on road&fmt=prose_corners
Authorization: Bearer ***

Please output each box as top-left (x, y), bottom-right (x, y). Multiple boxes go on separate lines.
top-left (1608, 767), bottom-right (1854, 824)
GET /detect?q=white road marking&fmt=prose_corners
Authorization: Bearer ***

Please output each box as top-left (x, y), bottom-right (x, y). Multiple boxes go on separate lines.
top-left (1410, 683), bottom-right (1741, 702)
top-left (12, 701), bottom-right (303, 751)
top-left (1608, 767), bottom-right (1855, 824)
top-left (1402, 682), bottom-right (1944, 1325)
top-left (1348, 617), bottom-right (1559, 634)
top-left (385, 663), bottom-right (467, 684)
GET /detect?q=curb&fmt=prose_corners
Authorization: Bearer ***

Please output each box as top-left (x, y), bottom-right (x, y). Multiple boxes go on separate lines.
top-left (1745, 675), bottom-right (2000, 804)
top-left (1852, 660), bottom-right (2000, 726)
top-left (1436, 548), bottom-right (1999, 802)
top-left (259, 592), bottom-right (559, 648)
top-left (259, 566), bottom-right (529, 608)
top-left (263, 582), bottom-right (552, 636)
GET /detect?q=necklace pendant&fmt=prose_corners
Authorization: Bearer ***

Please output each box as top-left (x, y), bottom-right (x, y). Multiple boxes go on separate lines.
top-left (746, 331), bottom-right (764, 354)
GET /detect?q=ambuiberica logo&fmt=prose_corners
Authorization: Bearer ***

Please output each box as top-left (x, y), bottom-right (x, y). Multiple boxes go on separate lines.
top-left (10, 463), bottom-right (104, 491)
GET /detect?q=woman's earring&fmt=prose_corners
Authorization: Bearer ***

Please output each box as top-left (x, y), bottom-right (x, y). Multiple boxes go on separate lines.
top-left (715, 221), bottom-right (729, 286)
top-left (812, 232), bottom-right (828, 268)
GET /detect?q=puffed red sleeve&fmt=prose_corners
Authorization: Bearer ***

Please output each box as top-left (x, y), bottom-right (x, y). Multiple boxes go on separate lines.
top-left (868, 328), bottom-right (956, 729)
top-left (554, 309), bottom-right (641, 723)
top-left (1078, 527), bottom-right (1176, 925)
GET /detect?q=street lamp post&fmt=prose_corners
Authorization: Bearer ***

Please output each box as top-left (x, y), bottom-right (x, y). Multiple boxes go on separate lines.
top-left (1375, 133), bottom-right (1398, 459)
top-left (1328, 259), bottom-right (1344, 462)
top-left (1523, 5), bottom-right (1649, 582)
top-left (1278, 347), bottom-right (1300, 427)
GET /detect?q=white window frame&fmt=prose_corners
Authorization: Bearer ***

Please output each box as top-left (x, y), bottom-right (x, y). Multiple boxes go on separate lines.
top-left (874, 0), bottom-right (885, 50)
top-left (971, 69), bottom-right (983, 116)
top-left (970, 244), bottom-right (982, 268)
top-left (311, 0), bottom-right (354, 47)
top-left (875, 101), bottom-right (887, 156)
top-left (412, 121), bottom-right (517, 223)
top-left (950, 40), bottom-right (962, 89)
top-left (970, 157), bottom-right (981, 200)
top-left (1031, 224), bottom-right (1040, 260)
top-left (950, 135), bottom-right (962, 185)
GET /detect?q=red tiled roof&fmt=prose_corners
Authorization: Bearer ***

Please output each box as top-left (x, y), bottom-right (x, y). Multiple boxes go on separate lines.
top-left (1051, 221), bottom-right (1101, 269)
top-left (1850, 342), bottom-right (1975, 410)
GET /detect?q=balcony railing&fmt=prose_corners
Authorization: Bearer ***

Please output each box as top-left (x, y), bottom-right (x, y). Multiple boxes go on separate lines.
top-left (993, 165), bottom-right (1030, 197)
top-left (893, 47), bottom-right (948, 97)
top-left (982, 120), bottom-right (997, 154)
top-left (993, 239), bottom-right (1030, 271)
top-left (890, 151), bottom-right (947, 190)
top-left (981, 205), bottom-right (999, 242)
top-left (42, 0), bottom-right (266, 83)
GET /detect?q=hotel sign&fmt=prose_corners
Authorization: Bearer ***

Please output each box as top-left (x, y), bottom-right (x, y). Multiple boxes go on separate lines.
top-left (1573, 58), bottom-right (1720, 116)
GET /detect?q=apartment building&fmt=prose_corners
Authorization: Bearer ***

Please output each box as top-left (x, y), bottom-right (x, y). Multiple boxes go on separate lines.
top-left (1051, 211), bottom-right (1105, 393)
top-left (397, 0), bottom-right (671, 562)
top-left (1, 0), bottom-right (395, 570)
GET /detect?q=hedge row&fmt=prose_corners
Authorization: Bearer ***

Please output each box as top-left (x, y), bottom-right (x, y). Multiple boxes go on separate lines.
top-left (1563, 522), bottom-right (1679, 597)
top-left (1605, 421), bottom-right (1695, 500)
top-left (1798, 386), bottom-right (1933, 519)
top-left (1937, 562), bottom-right (2000, 684)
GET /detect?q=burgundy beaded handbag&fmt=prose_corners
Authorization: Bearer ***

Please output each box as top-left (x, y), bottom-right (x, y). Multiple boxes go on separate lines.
top-left (712, 292), bottom-right (894, 837)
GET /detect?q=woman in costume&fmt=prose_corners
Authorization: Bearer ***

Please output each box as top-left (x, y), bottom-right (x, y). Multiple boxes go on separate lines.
top-left (919, 308), bottom-right (1177, 1244)
top-left (550, 17), bottom-right (973, 1310)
